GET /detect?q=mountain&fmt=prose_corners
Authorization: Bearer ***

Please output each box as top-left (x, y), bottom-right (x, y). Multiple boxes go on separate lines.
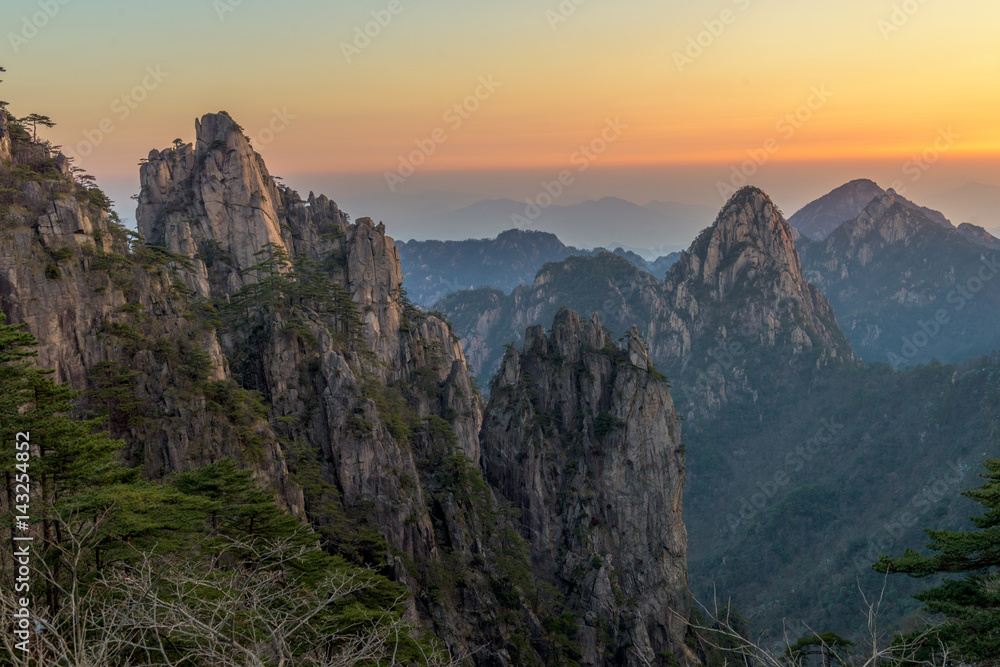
top-left (957, 222), bottom-right (1000, 249)
top-left (613, 247), bottom-right (682, 278)
top-left (437, 184), bottom-right (1000, 643)
top-left (659, 187), bottom-right (852, 372)
top-left (397, 229), bottom-right (680, 307)
top-left (800, 191), bottom-right (1000, 366)
top-left (337, 190), bottom-right (487, 229)
top-left (483, 308), bottom-right (691, 664)
top-left (1, 108), bottom-right (697, 665)
top-left (406, 196), bottom-right (711, 249)
top-left (397, 229), bottom-right (582, 307)
top-left (789, 179), bottom-right (952, 240)
top-left (441, 188), bottom-right (851, 406)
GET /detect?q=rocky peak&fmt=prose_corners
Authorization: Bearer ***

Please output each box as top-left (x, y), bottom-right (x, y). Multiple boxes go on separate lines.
top-left (484, 307), bottom-right (690, 666)
top-left (137, 112), bottom-right (297, 296)
top-left (789, 178), bottom-right (953, 240)
top-left (837, 190), bottom-right (947, 248)
top-left (789, 178), bottom-right (885, 240)
top-left (675, 186), bottom-right (801, 300)
top-left (658, 186), bottom-right (852, 378)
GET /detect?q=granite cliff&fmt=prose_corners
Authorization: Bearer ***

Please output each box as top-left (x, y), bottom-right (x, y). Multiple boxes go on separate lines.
top-left (1, 108), bottom-right (695, 665)
top-left (483, 308), bottom-right (690, 665)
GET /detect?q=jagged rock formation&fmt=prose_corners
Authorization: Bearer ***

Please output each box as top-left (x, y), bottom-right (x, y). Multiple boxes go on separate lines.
top-left (2, 108), bottom-right (699, 664)
top-left (483, 308), bottom-right (690, 666)
top-left (789, 178), bottom-right (952, 240)
top-left (441, 187), bottom-right (853, 419)
top-left (659, 187), bottom-right (851, 371)
top-left (800, 191), bottom-right (1000, 366)
top-left (0, 125), bottom-right (300, 505)
top-left (134, 113), bottom-right (535, 657)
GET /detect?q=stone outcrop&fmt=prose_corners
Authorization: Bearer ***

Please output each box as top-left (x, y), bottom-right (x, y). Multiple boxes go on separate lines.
top-left (483, 307), bottom-right (690, 666)
top-left (0, 131), bottom-right (299, 506)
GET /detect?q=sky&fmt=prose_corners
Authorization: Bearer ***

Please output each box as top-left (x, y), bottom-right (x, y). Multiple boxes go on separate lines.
top-left (2, 0), bottom-right (999, 246)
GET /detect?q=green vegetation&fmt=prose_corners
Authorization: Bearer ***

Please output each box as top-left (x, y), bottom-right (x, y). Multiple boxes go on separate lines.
top-left (875, 458), bottom-right (1000, 662)
top-left (594, 411), bottom-right (626, 438)
top-left (685, 353), bottom-right (1000, 644)
top-left (0, 312), bottom-right (449, 665)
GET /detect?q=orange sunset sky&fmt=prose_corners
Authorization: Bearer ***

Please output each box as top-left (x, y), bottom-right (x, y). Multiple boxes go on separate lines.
top-left (1, 0), bottom-right (998, 243)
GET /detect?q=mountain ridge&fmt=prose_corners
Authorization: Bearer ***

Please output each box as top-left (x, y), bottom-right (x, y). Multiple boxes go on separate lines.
top-left (789, 178), bottom-right (952, 240)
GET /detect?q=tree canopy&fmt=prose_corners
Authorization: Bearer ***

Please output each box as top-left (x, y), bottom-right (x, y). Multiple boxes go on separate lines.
top-left (875, 458), bottom-right (1000, 661)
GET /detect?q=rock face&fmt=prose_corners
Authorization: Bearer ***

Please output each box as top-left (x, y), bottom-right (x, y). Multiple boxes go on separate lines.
top-left (0, 112), bottom-right (10, 162)
top-left (134, 114), bottom-right (523, 654)
top-left (2, 109), bottom-right (698, 663)
top-left (483, 308), bottom-right (690, 666)
top-left (659, 187), bottom-right (851, 373)
top-left (789, 178), bottom-right (952, 240)
top-left (800, 191), bottom-right (1000, 366)
top-left (0, 129), bottom-right (300, 505)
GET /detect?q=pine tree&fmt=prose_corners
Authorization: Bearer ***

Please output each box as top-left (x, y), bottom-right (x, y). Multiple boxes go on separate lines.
top-left (82, 360), bottom-right (144, 438)
top-left (874, 458), bottom-right (1000, 661)
top-left (169, 458), bottom-right (302, 541)
top-left (18, 113), bottom-right (55, 142)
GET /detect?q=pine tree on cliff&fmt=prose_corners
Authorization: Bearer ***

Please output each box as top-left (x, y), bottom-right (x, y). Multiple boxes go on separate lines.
top-left (875, 458), bottom-right (1000, 661)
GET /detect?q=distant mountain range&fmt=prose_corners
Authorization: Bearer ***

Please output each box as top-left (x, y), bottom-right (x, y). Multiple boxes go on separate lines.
top-left (433, 185), bottom-right (1000, 641)
top-left (397, 228), bottom-right (680, 307)
top-left (400, 179), bottom-right (1000, 368)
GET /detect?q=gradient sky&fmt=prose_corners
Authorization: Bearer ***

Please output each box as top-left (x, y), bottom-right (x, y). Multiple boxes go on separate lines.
top-left (2, 0), bottom-right (999, 242)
